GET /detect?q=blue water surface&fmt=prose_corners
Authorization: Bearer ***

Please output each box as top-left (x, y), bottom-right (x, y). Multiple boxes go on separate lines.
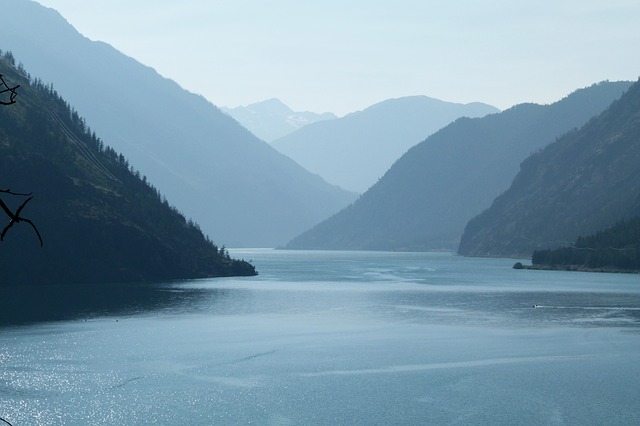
top-left (1, 250), bottom-right (639, 425)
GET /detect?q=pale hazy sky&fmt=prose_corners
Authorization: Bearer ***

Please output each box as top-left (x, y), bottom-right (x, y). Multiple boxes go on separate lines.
top-left (36, 0), bottom-right (640, 116)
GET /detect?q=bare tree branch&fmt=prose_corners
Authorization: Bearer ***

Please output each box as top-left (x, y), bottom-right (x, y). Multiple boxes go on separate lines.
top-left (0, 188), bottom-right (32, 196)
top-left (0, 73), bottom-right (19, 105)
top-left (0, 74), bottom-right (43, 246)
top-left (0, 194), bottom-right (43, 247)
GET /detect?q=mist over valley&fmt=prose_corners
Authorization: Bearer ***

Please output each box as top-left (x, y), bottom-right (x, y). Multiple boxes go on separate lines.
top-left (1, 2), bottom-right (639, 424)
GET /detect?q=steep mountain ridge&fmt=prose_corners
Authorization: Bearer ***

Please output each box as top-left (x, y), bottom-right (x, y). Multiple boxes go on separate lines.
top-left (1, 0), bottom-right (355, 247)
top-left (459, 79), bottom-right (640, 258)
top-left (272, 96), bottom-right (499, 192)
top-left (284, 81), bottom-right (632, 251)
top-left (0, 55), bottom-right (255, 285)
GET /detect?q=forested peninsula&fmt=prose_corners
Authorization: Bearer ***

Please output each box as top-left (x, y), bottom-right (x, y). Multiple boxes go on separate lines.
top-left (524, 217), bottom-right (640, 273)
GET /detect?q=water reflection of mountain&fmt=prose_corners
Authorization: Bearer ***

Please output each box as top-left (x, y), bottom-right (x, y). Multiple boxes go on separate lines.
top-left (0, 283), bottom-right (226, 326)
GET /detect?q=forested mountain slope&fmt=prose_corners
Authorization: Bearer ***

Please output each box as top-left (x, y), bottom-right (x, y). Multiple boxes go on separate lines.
top-left (285, 81), bottom-right (632, 251)
top-left (530, 216), bottom-right (640, 272)
top-left (1, 0), bottom-right (355, 247)
top-left (459, 80), bottom-right (640, 258)
top-left (0, 55), bottom-right (255, 285)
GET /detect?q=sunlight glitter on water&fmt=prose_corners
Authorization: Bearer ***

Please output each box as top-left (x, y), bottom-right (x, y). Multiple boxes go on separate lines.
top-left (1, 251), bottom-right (639, 425)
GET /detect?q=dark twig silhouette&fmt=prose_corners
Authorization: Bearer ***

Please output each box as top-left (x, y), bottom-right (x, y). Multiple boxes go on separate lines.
top-left (0, 73), bottom-right (19, 105)
top-left (0, 73), bottom-right (43, 246)
top-left (0, 189), bottom-right (43, 246)
top-left (0, 415), bottom-right (13, 426)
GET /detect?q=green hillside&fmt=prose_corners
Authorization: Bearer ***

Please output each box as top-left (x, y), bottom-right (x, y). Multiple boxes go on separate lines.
top-left (0, 53), bottom-right (255, 285)
top-left (459, 80), bottom-right (640, 258)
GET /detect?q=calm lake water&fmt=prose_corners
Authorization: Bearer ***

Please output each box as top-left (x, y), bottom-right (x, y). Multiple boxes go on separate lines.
top-left (1, 250), bottom-right (639, 425)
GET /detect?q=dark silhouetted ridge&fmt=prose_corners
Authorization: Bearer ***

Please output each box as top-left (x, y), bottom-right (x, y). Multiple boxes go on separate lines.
top-left (0, 54), bottom-right (255, 285)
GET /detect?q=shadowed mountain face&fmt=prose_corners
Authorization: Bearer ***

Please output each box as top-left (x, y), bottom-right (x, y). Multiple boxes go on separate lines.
top-left (222, 98), bottom-right (337, 142)
top-left (284, 81), bottom-right (632, 252)
top-left (0, 56), bottom-right (256, 285)
top-left (459, 80), bottom-right (640, 258)
top-left (271, 96), bottom-right (499, 193)
top-left (1, 0), bottom-right (355, 247)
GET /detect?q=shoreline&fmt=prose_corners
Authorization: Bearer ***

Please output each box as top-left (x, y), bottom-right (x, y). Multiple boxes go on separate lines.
top-left (514, 262), bottom-right (640, 275)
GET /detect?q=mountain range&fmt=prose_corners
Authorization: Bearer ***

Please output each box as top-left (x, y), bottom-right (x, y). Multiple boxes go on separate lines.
top-left (284, 81), bottom-right (633, 251)
top-left (0, 54), bottom-right (255, 285)
top-left (459, 79), bottom-right (640, 258)
top-left (1, 0), bottom-right (355, 247)
top-left (222, 98), bottom-right (336, 142)
top-left (272, 96), bottom-right (499, 193)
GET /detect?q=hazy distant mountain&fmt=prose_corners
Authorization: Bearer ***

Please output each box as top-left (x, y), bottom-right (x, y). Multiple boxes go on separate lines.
top-left (284, 81), bottom-right (632, 251)
top-left (272, 96), bottom-right (500, 192)
top-left (0, 55), bottom-right (255, 285)
top-left (459, 80), bottom-right (640, 258)
top-left (222, 98), bottom-right (336, 142)
top-left (1, 0), bottom-right (355, 247)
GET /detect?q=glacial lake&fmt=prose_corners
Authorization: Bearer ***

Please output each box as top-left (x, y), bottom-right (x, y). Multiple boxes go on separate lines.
top-left (1, 250), bottom-right (639, 425)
